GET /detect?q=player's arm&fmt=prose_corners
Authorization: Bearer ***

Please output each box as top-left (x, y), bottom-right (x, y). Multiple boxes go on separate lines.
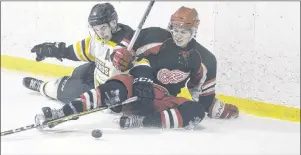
top-left (186, 49), bottom-right (213, 104)
top-left (67, 37), bottom-right (95, 62)
top-left (188, 52), bottom-right (239, 119)
top-left (129, 56), bottom-right (153, 80)
top-left (109, 29), bottom-right (135, 72)
top-left (187, 51), bottom-right (217, 112)
top-left (202, 58), bottom-right (239, 119)
top-left (30, 37), bottom-right (95, 62)
top-left (127, 56), bottom-right (156, 114)
top-left (132, 27), bottom-right (171, 56)
top-left (188, 52), bottom-right (217, 112)
top-left (112, 27), bottom-right (170, 71)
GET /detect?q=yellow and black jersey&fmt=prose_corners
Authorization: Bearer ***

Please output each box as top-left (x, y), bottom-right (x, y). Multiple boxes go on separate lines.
top-left (64, 23), bottom-right (134, 62)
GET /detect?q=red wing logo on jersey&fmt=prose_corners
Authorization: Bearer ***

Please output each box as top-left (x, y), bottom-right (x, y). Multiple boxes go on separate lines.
top-left (157, 68), bottom-right (190, 85)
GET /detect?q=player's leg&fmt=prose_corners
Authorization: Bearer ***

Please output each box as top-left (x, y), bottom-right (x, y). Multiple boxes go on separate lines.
top-left (34, 74), bottom-right (133, 129)
top-left (69, 62), bottom-right (95, 84)
top-left (119, 86), bottom-right (206, 130)
top-left (120, 101), bottom-right (205, 130)
top-left (207, 98), bottom-right (239, 119)
top-left (23, 62), bottom-right (95, 103)
top-left (46, 76), bottom-right (94, 103)
top-left (119, 101), bottom-right (206, 130)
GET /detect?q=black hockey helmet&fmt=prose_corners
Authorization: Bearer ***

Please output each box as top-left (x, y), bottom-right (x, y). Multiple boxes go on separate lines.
top-left (88, 3), bottom-right (118, 27)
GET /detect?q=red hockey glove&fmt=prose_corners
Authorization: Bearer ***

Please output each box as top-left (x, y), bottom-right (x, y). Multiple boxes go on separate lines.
top-left (111, 47), bottom-right (134, 72)
top-left (208, 98), bottom-right (239, 119)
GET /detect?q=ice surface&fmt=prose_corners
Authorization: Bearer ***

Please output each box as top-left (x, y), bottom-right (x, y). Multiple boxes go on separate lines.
top-left (1, 69), bottom-right (300, 155)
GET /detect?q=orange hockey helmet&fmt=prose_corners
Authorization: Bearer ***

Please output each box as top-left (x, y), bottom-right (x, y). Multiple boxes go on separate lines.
top-left (168, 6), bottom-right (200, 37)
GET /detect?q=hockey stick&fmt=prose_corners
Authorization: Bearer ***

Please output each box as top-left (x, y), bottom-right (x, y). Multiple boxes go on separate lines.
top-left (127, 0), bottom-right (155, 53)
top-left (1, 96), bottom-right (138, 137)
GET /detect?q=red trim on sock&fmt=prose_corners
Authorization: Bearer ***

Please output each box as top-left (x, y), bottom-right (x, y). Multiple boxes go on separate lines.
top-left (174, 109), bottom-right (183, 128)
top-left (80, 94), bottom-right (87, 111)
top-left (95, 88), bottom-right (101, 106)
top-left (160, 112), bottom-right (166, 128)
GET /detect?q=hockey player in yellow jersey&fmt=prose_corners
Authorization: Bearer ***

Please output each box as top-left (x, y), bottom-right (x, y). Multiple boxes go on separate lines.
top-left (23, 3), bottom-right (135, 104)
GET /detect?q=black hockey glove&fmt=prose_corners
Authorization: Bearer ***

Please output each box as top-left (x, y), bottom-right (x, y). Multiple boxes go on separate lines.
top-left (31, 42), bottom-right (67, 61)
top-left (130, 64), bottom-right (156, 115)
top-left (132, 77), bottom-right (155, 115)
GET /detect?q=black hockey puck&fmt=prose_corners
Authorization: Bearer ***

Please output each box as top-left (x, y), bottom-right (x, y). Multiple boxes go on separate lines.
top-left (92, 129), bottom-right (103, 138)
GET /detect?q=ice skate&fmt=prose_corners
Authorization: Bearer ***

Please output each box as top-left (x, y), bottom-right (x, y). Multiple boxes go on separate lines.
top-left (23, 77), bottom-right (44, 92)
top-left (35, 107), bottom-right (65, 130)
top-left (119, 114), bottom-right (145, 129)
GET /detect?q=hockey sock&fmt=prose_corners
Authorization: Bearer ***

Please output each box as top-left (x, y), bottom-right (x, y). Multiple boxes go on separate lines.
top-left (143, 102), bottom-right (206, 129)
top-left (143, 108), bottom-right (183, 129)
top-left (62, 87), bottom-right (102, 116)
top-left (60, 80), bottom-right (128, 116)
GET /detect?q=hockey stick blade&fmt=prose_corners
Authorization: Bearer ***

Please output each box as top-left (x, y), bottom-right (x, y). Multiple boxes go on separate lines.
top-left (1, 96), bottom-right (138, 136)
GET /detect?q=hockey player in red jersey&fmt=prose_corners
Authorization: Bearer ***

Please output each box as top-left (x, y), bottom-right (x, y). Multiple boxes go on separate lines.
top-left (22, 3), bottom-right (135, 104)
top-left (34, 6), bottom-right (239, 130)
top-left (112, 6), bottom-right (239, 120)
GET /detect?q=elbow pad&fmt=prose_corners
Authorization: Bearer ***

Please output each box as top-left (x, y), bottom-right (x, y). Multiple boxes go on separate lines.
top-left (129, 65), bottom-right (154, 82)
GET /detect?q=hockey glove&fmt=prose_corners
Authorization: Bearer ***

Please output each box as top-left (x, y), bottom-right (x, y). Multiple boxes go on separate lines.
top-left (110, 47), bottom-right (134, 72)
top-left (130, 65), bottom-right (155, 115)
top-left (208, 98), bottom-right (239, 119)
top-left (31, 42), bottom-right (67, 61)
top-left (132, 77), bottom-right (155, 115)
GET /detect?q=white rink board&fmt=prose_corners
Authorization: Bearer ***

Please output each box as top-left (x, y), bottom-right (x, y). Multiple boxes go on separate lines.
top-left (1, 1), bottom-right (300, 107)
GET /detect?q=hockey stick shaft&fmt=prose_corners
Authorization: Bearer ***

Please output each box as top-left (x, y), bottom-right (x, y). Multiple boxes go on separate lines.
top-left (1, 96), bottom-right (138, 136)
top-left (127, 1), bottom-right (155, 52)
